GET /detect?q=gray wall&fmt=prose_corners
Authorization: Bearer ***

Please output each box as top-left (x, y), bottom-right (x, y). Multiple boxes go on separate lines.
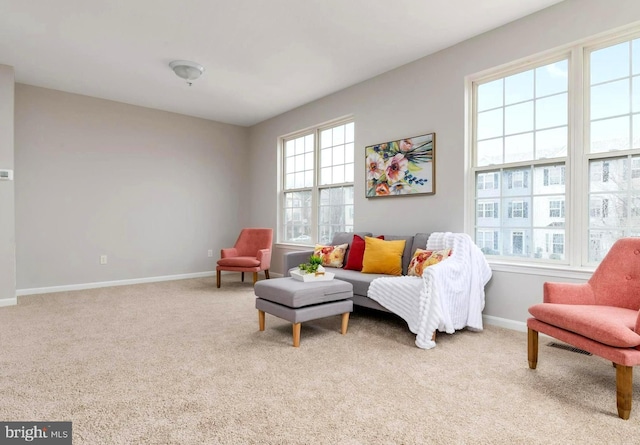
top-left (247, 0), bottom-right (640, 327)
top-left (15, 85), bottom-right (249, 290)
top-left (0, 65), bottom-right (15, 304)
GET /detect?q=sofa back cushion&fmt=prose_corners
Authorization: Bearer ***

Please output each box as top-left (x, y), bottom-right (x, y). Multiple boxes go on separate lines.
top-left (411, 233), bottom-right (430, 257)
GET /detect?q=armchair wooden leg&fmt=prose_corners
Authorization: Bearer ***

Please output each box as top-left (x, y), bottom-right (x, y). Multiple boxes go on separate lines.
top-left (241, 272), bottom-right (245, 282)
top-left (528, 328), bottom-right (538, 369)
top-left (253, 272), bottom-right (258, 284)
top-left (216, 270), bottom-right (221, 288)
top-left (265, 270), bottom-right (270, 279)
top-left (616, 364), bottom-right (633, 420)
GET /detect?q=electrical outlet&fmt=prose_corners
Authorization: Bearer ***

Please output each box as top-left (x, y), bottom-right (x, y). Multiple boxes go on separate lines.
top-left (207, 249), bottom-right (213, 258)
top-left (100, 255), bottom-right (108, 265)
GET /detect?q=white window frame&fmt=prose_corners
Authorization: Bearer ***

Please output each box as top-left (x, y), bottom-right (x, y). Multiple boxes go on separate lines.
top-left (279, 117), bottom-right (355, 245)
top-left (465, 25), bottom-right (640, 275)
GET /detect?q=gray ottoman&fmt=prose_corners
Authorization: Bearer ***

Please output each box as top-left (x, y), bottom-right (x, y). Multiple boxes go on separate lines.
top-left (254, 277), bottom-right (354, 347)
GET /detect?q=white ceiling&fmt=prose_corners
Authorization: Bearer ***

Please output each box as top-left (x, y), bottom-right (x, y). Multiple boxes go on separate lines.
top-left (0, 0), bottom-right (564, 127)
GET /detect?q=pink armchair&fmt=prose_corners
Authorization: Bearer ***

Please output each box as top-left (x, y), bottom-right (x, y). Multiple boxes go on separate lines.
top-left (527, 237), bottom-right (640, 419)
top-left (216, 228), bottom-right (273, 288)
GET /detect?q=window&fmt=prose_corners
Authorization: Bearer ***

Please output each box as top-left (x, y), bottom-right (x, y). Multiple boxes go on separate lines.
top-left (545, 232), bottom-right (565, 255)
top-left (281, 120), bottom-right (354, 244)
top-left (543, 166), bottom-right (565, 186)
top-left (477, 201), bottom-right (499, 218)
top-left (508, 201), bottom-right (528, 218)
top-left (507, 170), bottom-right (529, 189)
top-left (477, 229), bottom-right (499, 254)
top-left (470, 29), bottom-right (640, 265)
top-left (511, 231), bottom-right (524, 255)
top-left (549, 200), bottom-right (565, 218)
top-left (632, 158), bottom-right (640, 179)
top-left (478, 172), bottom-right (499, 190)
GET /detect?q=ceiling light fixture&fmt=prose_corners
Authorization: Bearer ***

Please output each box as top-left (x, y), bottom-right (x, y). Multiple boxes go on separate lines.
top-left (169, 60), bottom-right (205, 86)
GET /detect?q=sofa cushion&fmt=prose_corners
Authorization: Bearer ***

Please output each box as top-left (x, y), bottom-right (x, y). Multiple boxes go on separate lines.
top-left (217, 257), bottom-right (261, 267)
top-left (529, 303), bottom-right (640, 348)
top-left (410, 233), bottom-right (430, 257)
top-left (361, 237), bottom-right (406, 276)
top-left (254, 278), bottom-right (353, 308)
top-left (331, 268), bottom-right (388, 297)
top-left (344, 234), bottom-right (384, 271)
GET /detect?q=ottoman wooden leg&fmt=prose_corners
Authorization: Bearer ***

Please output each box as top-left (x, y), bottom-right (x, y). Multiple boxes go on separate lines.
top-left (258, 310), bottom-right (265, 331)
top-left (341, 312), bottom-right (350, 335)
top-left (292, 323), bottom-right (301, 347)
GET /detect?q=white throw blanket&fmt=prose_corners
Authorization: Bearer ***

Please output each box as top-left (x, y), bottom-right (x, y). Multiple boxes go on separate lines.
top-left (367, 232), bottom-right (492, 349)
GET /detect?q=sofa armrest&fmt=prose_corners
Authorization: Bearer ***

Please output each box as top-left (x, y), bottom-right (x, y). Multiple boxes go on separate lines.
top-left (283, 250), bottom-right (314, 276)
top-left (543, 282), bottom-right (595, 305)
top-left (220, 247), bottom-right (238, 258)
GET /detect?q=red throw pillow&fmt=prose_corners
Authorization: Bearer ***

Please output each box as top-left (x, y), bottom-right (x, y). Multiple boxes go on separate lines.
top-left (344, 234), bottom-right (384, 271)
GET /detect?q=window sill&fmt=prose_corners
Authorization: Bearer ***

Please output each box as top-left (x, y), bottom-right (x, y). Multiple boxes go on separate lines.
top-left (275, 243), bottom-right (315, 251)
top-left (488, 260), bottom-right (595, 280)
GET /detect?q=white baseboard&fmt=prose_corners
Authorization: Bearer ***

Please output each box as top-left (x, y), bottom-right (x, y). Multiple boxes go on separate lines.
top-left (483, 314), bottom-right (527, 332)
top-left (16, 271), bottom-right (216, 297)
top-left (0, 298), bottom-right (17, 307)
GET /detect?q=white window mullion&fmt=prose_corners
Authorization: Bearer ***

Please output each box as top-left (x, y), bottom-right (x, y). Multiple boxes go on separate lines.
top-left (571, 45), bottom-right (587, 267)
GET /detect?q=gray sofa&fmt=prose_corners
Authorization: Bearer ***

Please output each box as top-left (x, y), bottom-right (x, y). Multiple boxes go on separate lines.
top-left (283, 232), bottom-right (430, 313)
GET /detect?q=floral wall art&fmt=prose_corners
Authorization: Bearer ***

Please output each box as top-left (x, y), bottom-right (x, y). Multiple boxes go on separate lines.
top-left (365, 133), bottom-right (435, 197)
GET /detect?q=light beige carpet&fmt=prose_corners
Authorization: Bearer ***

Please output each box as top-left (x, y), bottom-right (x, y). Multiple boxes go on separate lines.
top-left (0, 276), bottom-right (637, 444)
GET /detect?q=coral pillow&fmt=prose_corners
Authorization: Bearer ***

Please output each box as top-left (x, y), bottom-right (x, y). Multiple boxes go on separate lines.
top-left (407, 249), bottom-right (452, 277)
top-left (344, 235), bottom-right (384, 271)
top-left (313, 243), bottom-right (348, 268)
top-left (361, 237), bottom-right (406, 276)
